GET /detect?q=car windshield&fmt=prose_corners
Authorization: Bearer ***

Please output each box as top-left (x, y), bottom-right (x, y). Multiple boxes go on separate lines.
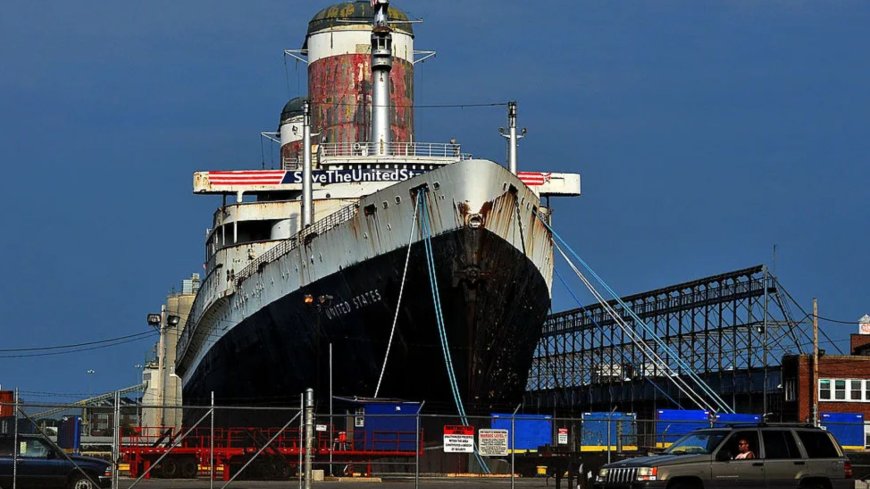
top-left (664, 431), bottom-right (728, 455)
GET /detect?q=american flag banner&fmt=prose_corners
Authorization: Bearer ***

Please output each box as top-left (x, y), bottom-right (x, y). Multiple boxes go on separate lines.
top-left (517, 171), bottom-right (552, 186)
top-left (207, 170), bottom-right (287, 186)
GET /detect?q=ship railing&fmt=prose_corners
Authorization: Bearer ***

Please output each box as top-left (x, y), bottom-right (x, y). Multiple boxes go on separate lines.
top-left (283, 141), bottom-right (470, 168)
top-left (281, 149), bottom-right (319, 169)
top-left (178, 203), bottom-right (360, 361)
top-left (322, 141), bottom-right (468, 159)
top-left (281, 142), bottom-right (472, 170)
top-left (177, 260), bottom-right (226, 360)
top-left (234, 201), bottom-right (361, 286)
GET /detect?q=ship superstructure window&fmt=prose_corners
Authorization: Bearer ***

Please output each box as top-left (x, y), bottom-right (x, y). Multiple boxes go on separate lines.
top-left (231, 221), bottom-right (273, 244)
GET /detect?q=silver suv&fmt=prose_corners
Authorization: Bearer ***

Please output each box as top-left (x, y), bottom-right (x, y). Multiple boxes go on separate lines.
top-left (594, 424), bottom-right (852, 489)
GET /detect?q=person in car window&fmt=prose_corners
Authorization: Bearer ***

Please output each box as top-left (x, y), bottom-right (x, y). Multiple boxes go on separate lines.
top-left (734, 438), bottom-right (755, 459)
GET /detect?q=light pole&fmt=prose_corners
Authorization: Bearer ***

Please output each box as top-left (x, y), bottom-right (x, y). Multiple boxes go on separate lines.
top-left (304, 294), bottom-right (334, 475)
top-left (133, 364), bottom-right (144, 429)
top-left (84, 369), bottom-right (95, 435)
top-left (86, 369), bottom-right (96, 396)
top-left (133, 364), bottom-right (143, 386)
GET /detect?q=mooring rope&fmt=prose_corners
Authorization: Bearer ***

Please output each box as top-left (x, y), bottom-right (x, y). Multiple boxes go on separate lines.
top-left (373, 196), bottom-right (420, 398)
top-left (538, 212), bottom-right (733, 413)
top-left (418, 188), bottom-right (491, 474)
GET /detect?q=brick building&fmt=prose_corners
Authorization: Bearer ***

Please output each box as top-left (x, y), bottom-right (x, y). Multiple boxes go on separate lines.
top-left (781, 315), bottom-right (870, 447)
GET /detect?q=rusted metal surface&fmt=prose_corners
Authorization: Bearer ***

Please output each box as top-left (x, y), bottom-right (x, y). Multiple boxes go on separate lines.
top-left (178, 160), bottom-right (553, 385)
top-left (307, 3), bottom-right (413, 36)
top-left (308, 55), bottom-right (413, 144)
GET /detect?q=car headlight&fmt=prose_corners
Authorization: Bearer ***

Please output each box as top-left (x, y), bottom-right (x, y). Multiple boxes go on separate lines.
top-left (596, 467), bottom-right (609, 481)
top-left (636, 467), bottom-right (658, 481)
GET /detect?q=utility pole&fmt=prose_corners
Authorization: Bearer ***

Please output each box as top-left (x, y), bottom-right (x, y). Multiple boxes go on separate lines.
top-left (812, 298), bottom-right (819, 426)
top-left (762, 266), bottom-right (769, 417)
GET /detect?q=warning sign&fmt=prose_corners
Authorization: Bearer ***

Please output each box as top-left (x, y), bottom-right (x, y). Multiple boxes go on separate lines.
top-left (478, 429), bottom-right (508, 456)
top-left (443, 425), bottom-right (475, 453)
top-left (557, 427), bottom-right (568, 445)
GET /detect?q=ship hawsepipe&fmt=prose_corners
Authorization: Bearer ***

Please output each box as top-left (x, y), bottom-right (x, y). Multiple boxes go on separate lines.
top-left (177, 159), bottom-right (554, 419)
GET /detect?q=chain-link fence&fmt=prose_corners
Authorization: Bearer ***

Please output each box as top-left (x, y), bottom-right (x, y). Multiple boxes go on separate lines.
top-left (3, 392), bottom-right (870, 488)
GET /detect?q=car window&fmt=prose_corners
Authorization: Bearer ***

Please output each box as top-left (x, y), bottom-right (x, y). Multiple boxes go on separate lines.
top-left (18, 438), bottom-right (50, 458)
top-left (762, 430), bottom-right (800, 459)
top-left (797, 431), bottom-right (840, 458)
top-left (664, 431), bottom-right (728, 455)
top-left (722, 430), bottom-right (759, 460)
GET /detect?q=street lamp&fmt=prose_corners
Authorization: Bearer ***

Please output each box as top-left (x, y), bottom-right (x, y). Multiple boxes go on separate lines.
top-left (304, 294), bottom-right (334, 474)
top-left (133, 364), bottom-right (143, 386)
top-left (84, 369), bottom-right (96, 436)
top-left (86, 369), bottom-right (96, 395)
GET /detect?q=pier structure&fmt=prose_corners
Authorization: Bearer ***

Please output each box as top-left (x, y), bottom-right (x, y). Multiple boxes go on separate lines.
top-left (525, 265), bottom-right (822, 418)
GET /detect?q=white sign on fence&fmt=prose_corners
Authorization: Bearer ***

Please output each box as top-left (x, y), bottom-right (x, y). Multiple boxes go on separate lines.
top-left (557, 427), bottom-right (568, 445)
top-left (443, 425), bottom-right (475, 453)
top-left (478, 429), bottom-right (509, 456)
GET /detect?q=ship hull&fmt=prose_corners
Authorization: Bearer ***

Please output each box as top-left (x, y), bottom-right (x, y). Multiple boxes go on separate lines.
top-left (183, 226), bottom-right (549, 416)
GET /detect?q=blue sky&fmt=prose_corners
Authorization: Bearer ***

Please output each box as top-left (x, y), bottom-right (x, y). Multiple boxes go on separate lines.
top-left (1, 1), bottom-right (868, 403)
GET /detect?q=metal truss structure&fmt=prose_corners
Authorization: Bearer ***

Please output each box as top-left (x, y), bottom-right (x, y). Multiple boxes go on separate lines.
top-left (525, 265), bottom-right (817, 416)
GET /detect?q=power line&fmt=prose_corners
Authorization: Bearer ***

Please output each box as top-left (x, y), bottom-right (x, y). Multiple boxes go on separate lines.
top-left (816, 314), bottom-right (863, 325)
top-left (0, 330), bottom-right (155, 353)
top-left (0, 334), bottom-right (156, 359)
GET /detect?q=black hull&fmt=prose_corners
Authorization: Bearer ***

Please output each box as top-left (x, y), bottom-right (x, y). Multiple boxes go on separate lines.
top-left (184, 227), bottom-right (549, 418)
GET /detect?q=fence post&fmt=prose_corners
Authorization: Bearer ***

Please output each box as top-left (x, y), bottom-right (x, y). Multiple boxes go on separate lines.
top-left (415, 401), bottom-right (425, 489)
top-left (329, 343), bottom-right (333, 477)
top-left (12, 388), bottom-right (18, 489)
top-left (511, 403), bottom-right (521, 489)
top-left (112, 391), bottom-right (120, 489)
top-left (210, 391), bottom-right (214, 489)
top-left (298, 392), bottom-right (304, 489)
top-left (304, 388), bottom-right (314, 489)
top-left (607, 413), bottom-right (612, 464)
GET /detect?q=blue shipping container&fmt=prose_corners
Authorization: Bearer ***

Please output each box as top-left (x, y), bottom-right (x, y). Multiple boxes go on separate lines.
top-left (58, 416), bottom-right (81, 451)
top-left (350, 401), bottom-right (419, 451)
top-left (581, 412), bottom-right (637, 452)
top-left (713, 413), bottom-right (762, 427)
top-left (655, 409), bottom-right (710, 448)
top-left (491, 414), bottom-right (552, 451)
top-left (820, 412), bottom-right (864, 451)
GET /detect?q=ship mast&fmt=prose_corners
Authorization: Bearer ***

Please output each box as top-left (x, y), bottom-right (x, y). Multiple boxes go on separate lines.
top-left (370, 0), bottom-right (392, 154)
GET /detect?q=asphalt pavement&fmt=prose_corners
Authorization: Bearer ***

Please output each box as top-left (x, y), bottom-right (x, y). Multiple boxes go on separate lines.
top-left (117, 476), bottom-right (585, 489)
